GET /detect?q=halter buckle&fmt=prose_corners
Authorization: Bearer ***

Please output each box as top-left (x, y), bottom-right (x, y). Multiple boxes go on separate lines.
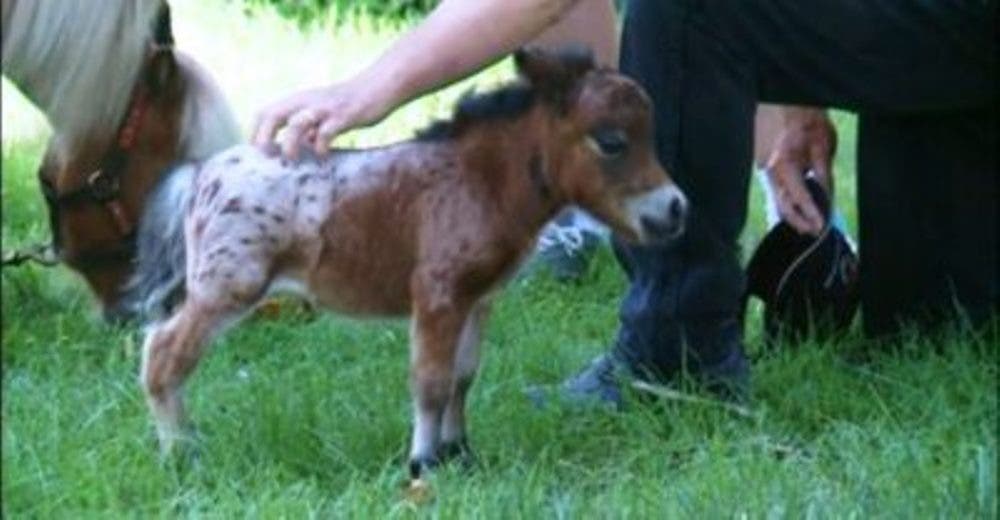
top-left (87, 170), bottom-right (120, 202)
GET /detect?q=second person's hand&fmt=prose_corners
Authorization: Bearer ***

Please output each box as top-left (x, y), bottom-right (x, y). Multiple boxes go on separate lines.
top-left (764, 107), bottom-right (837, 236)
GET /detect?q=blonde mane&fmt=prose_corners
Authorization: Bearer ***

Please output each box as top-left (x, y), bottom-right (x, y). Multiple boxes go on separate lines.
top-left (175, 52), bottom-right (242, 161)
top-left (2, 0), bottom-right (160, 143)
top-left (1, 0), bottom-right (240, 156)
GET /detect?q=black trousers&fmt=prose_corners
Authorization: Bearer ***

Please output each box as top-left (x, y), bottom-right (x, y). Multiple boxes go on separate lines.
top-left (613, 0), bottom-right (997, 376)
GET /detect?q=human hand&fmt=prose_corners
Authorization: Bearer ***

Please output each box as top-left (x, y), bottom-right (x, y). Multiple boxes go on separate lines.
top-left (252, 78), bottom-right (394, 159)
top-left (764, 107), bottom-right (837, 236)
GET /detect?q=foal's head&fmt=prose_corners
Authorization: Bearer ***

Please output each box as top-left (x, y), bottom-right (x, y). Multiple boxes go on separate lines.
top-left (515, 47), bottom-right (687, 243)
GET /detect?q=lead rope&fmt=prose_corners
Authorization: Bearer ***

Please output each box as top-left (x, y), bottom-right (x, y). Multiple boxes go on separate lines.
top-left (2, 243), bottom-right (59, 267)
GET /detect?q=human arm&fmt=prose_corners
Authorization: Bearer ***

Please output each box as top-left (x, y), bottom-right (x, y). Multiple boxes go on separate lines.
top-left (252, 0), bottom-right (589, 158)
top-left (531, 0), bottom-right (617, 67)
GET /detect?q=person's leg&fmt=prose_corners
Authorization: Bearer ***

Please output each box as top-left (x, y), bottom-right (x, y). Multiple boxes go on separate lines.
top-left (615, 0), bottom-right (757, 381)
top-left (730, 2), bottom-right (995, 113)
top-left (858, 110), bottom-right (998, 337)
top-left (557, 0), bottom-right (995, 405)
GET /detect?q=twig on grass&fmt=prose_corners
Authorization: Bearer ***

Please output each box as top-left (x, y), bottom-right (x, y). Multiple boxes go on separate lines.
top-left (630, 380), bottom-right (758, 420)
top-left (746, 435), bottom-right (813, 461)
top-left (2, 243), bottom-right (59, 268)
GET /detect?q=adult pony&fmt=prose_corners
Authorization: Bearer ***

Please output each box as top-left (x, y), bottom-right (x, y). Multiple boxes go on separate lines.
top-left (1, 0), bottom-right (240, 320)
top-left (127, 48), bottom-right (688, 479)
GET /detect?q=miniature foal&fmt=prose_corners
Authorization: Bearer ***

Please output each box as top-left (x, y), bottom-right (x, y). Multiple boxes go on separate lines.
top-left (129, 48), bottom-right (687, 478)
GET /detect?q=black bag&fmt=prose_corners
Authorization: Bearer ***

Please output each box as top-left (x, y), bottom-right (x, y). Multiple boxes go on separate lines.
top-left (744, 177), bottom-right (860, 343)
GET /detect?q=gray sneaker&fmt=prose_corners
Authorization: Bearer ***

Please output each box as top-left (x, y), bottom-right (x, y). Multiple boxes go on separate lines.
top-left (532, 210), bottom-right (605, 281)
top-left (527, 350), bottom-right (752, 410)
top-left (526, 353), bottom-right (631, 410)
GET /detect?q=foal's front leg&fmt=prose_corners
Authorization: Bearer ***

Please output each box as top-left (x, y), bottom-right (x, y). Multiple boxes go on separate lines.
top-left (408, 292), bottom-right (471, 479)
top-left (438, 301), bottom-right (491, 466)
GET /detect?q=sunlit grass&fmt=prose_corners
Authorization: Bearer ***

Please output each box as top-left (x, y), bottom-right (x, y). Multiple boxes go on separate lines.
top-left (2, 1), bottom-right (996, 517)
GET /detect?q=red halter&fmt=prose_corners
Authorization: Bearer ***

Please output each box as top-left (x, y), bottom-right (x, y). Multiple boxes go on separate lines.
top-left (38, 5), bottom-right (174, 269)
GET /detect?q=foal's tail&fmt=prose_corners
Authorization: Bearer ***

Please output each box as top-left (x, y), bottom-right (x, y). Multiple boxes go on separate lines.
top-left (123, 164), bottom-right (197, 323)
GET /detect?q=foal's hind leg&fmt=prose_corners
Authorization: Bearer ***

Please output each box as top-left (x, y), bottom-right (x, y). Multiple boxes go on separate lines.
top-left (140, 258), bottom-right (269, 459)
top-left (140, 300), bottom-right (231, 459)
top-left (439, 301), bottom-right (491, 466)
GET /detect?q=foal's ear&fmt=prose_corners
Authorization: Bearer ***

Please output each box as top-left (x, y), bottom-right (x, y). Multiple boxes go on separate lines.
top-left (514, 45), bottom-right (595, 98)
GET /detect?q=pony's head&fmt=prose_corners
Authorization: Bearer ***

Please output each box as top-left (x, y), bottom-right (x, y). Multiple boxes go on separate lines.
top-left (37, 48), bottom-right (172, 320)
top-left (7, 0), bottom-right (241, 321)
top-left (515, 47), bottom-right (687, 243)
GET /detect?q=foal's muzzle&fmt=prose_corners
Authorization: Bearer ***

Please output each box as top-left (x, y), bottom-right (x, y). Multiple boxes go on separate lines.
top-left (627, 184), bottom-right (688, 243)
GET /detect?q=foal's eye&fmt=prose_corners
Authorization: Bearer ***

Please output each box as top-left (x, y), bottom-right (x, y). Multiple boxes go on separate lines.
top-left (586, 128), bottom-right (628, 159)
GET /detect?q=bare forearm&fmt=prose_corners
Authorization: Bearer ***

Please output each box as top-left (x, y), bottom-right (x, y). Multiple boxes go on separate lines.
top-left (754, 104), bottom-right (784, 168)
top-left (253, 0), bottom-right (584, 156)
top-left (356, 0), bottom-right (580, 109)
top-left (754, 104), bottom-right (830, 167)
top-left (777, 105), bottom-right (828, 128)
top-left (531, 0), bottom-right (617, 67)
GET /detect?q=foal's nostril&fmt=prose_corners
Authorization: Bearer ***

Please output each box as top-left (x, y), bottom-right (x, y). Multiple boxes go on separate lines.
top-left (668, 196), bottom-right (686, 222)
top-left (102, 302), bottom-right (137, 325)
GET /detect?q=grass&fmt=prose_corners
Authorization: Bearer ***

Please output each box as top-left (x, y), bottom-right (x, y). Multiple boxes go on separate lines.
top-left (2, 1), bottom-right (996, 517)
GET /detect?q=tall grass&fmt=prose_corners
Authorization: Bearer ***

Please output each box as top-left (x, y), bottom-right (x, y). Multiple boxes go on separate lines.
top-left (2, 1), bottom-right (996, 517)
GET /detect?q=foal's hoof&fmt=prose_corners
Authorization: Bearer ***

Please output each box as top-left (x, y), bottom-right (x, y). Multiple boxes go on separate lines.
top-left (408, 455), bottom-right (440, 480)
top-left (155, 433), bottom-right (202, 472)
top-left (437, 437), bottom-right (478, 471)
top-left (407, 439), bottom-right (477, 480)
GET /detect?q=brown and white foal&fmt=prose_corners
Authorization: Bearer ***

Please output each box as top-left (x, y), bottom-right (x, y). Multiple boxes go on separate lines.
top-left (128, 48), bottom-right (687, 478)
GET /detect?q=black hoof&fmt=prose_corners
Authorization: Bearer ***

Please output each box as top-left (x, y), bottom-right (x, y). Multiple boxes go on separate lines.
top-left (437, 437), bottom-right (478, 471)
top-left (408, 455), bottom-right (439, 480)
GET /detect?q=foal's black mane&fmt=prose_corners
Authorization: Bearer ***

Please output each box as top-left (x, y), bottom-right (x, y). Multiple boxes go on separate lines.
top-left (415, 47), bottom-right (600, 141)
top-left (415, 83), bottom-right (537, 141)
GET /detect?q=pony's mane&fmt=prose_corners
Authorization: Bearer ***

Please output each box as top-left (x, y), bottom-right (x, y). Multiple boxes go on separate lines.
top-left (416, 83), bottom-right (537, 141)
top-left (173, 53), bottom-right (242, 161)
top-left (1, 0), bottom-right (240, 159)
top-left (1, 0), bottom-right (161, 145)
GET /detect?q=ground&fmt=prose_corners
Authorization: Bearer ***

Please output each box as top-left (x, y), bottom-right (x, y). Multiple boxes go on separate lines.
top-left (2, 1), bottom-right (996, 517)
